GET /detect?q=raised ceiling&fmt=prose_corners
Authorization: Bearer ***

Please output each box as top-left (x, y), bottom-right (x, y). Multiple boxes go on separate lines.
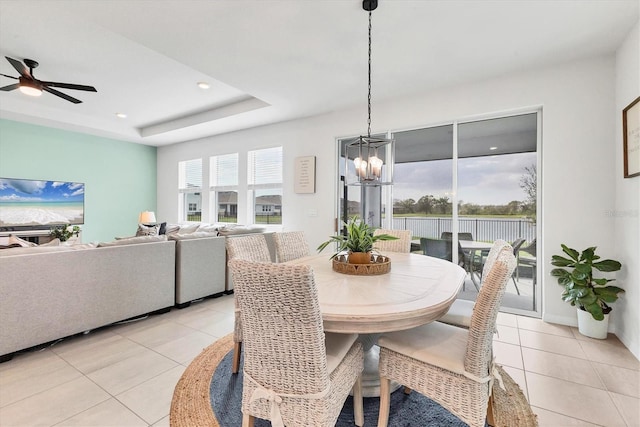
top-left (0, 0), bottom-right (637, 147)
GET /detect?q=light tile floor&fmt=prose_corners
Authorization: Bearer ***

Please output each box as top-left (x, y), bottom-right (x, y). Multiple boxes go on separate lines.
top-left (1, 294), bottom-right (638, 426)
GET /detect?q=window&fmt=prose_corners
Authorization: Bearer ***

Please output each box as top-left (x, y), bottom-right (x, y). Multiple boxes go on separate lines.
top-left (248, 147), bottom-right (283, 225)
top-left (178, 158), bottom-right (202, 222)
top-left (210, 153), bottom-right (239, 223)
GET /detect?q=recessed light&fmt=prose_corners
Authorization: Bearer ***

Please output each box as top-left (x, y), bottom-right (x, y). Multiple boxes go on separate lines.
top-left (197, 82), bottom-right (210, 90)
top-left (115, 112), bottom-right (127, 119)
top-left (489, 146), bottom-right (498, 150)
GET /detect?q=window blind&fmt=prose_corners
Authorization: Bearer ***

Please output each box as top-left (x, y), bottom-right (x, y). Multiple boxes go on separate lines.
top-left (179, 158), bottom-right (202, 191)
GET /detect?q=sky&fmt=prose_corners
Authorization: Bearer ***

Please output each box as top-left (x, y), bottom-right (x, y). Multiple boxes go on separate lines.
top-left (0, 179), bottom-right (85, 203)
top-left (392, 152), bottom-right (536, 206)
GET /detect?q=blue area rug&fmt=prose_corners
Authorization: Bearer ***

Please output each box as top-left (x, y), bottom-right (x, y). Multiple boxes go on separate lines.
top-left (210, 350), bottom-right (468, 426)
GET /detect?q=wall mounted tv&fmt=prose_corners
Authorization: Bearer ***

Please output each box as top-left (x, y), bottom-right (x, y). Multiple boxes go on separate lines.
top-left (0, 178), bottom-right (85, 231)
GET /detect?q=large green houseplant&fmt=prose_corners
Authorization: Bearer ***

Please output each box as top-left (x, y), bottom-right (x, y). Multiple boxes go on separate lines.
top-left (551, 244), bottom-right (623, 338)
top-left (317, 217), bottom-right (398, 263)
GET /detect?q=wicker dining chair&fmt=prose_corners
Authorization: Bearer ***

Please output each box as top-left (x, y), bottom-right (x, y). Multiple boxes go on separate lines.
top-left (376, 244), bottom-right (516, 427)
top-left (225, 234), bottom-right (272, 374)
top-left (437, 239), bottom-right (512, 329)
top-left (273, 231), bottom-right (310, 262)
top-left (228, 259), bottom-right (365, 427)
top-left (373, 229), bottom-right (411, 253)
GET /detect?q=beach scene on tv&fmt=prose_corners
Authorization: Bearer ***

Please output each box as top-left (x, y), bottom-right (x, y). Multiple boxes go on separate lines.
top-left (0, 178), bottom-right (84, 228)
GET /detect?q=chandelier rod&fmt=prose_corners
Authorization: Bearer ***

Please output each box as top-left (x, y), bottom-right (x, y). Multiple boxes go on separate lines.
top-left (367, 9), bottom-right (372, 139)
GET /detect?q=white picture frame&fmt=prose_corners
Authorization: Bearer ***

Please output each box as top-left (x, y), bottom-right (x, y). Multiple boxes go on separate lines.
top-left (294, 156), bottom-right (316, 194)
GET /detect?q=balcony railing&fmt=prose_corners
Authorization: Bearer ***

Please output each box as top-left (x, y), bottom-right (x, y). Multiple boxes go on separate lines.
top-left (392, 216), bottom-right (536, 243)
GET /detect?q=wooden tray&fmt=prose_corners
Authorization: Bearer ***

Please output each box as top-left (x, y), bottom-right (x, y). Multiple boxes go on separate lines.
top-left (332, 254), bottom-right (391, 275)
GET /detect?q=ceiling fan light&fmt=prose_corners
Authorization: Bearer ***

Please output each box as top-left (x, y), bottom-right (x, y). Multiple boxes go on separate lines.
top-left (19, 83), bottom-right (42, 97)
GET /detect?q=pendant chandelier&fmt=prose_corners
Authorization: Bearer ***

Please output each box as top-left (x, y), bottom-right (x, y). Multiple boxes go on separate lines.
top-left (345, 0), bottom-right (394, 186)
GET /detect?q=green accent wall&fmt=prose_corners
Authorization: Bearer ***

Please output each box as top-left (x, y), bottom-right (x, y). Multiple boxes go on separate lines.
top-left (0, 119), bottom-right (157, 243)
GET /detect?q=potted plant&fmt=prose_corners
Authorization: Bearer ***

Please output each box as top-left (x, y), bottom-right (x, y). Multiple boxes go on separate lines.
top-left (49, 224), bottom-right (81, 242)
top-left (317, 217), bottom-right (398, 264)
top-left (551, 244), bottom-right (623, 339)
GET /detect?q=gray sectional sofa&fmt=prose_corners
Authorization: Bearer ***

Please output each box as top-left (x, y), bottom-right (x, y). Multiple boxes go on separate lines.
top-left (170, 232), bottom-right (227, 307)
top-left (0, 223), bottom-right (277, 360)
top-left (0, 238), bottom-right (176, 359)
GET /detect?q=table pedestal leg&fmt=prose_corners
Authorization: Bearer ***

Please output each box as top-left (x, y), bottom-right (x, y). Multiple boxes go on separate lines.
top-left (358, 334), bottom-right (401, 398)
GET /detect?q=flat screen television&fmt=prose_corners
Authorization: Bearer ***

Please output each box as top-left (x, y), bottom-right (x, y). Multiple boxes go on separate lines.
top-left (0, 177), bottom-right (85, 231)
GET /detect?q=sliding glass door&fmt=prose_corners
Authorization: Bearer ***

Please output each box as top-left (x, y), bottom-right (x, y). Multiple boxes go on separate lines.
top-left (338, 110), bottom-right (541, 316)
top-left (457, 113), bottom-right (538, 314)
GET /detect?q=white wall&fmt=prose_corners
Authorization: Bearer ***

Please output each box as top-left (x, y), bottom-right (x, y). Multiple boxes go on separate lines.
top-left (614, 22), bottom-right (640, 359)
top-left (158, 54), bottom-right (629, 341)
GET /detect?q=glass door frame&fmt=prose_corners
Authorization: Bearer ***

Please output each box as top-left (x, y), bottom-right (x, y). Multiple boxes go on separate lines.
top-left (335, 107), bottom-right (542, 318)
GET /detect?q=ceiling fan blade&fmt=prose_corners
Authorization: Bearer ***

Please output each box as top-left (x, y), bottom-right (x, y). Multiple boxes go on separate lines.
top-left (42, 81), bottom-right (97, 92)
top-left (5, 56), bottom-right (31, 78)
top-left (42, 86), bottom-right (82, 104)
top-left (0, 73), bottom-right (18, 80)
top-left (0, 83), bottom-right (20, 91)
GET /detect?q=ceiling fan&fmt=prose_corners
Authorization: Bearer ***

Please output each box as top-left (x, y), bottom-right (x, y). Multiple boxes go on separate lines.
top-left (0, 56), bottom-right (97, 104)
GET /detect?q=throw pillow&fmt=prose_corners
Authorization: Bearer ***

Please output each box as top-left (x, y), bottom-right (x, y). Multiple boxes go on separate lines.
top-left (41, 238), bottom-right (61, 247)
top-left (176, 223), bottom-right (200, 234)
top-left (8, 234), bottom-right (37, 247)
top-left (165, 223), bottom-right (180, 235)
top-left (135, 223), bottom-right (160, 236)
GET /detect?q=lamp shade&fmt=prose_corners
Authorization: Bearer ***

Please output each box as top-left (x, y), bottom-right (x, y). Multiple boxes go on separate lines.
top-left (139, 211), bottom-right (157, 224)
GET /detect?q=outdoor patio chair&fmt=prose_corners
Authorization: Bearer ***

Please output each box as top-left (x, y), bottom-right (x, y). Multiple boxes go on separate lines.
top-left (517, 239), bottom-right (537, 310)
top-left (421, 237), bottom-right (477, 290)
top-left (510, 238), bottom-right (527, 295)
top-left (437, 240), bottom-right (512, 328)
top-left (441, 231), bottom-right (474, 241)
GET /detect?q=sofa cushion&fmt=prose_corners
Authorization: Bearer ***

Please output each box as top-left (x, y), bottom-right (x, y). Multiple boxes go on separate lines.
top-left (168, 231), bottom-right (219, 240)
top-left (0, 245), bottom-right (72, 256)
top-left (65, 242), bottom-right (99, 250)
top-left (217, 224), bottom-right (267, 236)
top-left (176, 223), bottom-right (200, 234)
top-left (98, 235), bottom-right (167, 247)
top-left (196, 224), bottom-right (219, 233)
top-left (0, 243), bottom-right (22, 249)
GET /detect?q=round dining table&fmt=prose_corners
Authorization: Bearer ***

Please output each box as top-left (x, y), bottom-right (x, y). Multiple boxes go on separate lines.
top-left (286, 252), bottom-right (466, 396)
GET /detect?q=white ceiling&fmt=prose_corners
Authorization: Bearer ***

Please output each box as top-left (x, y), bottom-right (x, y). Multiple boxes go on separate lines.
top-left (0, 0), bottom-right (637, 147)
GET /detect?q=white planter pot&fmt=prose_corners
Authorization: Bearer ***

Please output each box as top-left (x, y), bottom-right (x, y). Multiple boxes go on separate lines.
top-left (577, 308), bottom-right (609, 339)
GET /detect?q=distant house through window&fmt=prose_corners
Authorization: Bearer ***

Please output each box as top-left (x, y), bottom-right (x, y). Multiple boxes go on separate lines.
top-left (248, 147), bottom-right (283, 225)
top-left (210, 153), bottom-right (239, 223)
top-left (178, 158), bottom-right (202, 222)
